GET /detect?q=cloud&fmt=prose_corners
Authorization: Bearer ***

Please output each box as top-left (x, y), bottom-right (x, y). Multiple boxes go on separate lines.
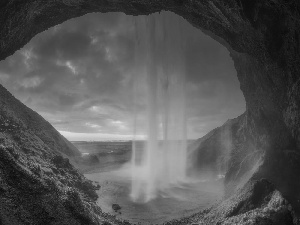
top-left (18, 76), bottom-right (44, 89)
top-left (0, 12), bottom-right (245, 141)
top-left (85, 122), bottom-right (102, 129)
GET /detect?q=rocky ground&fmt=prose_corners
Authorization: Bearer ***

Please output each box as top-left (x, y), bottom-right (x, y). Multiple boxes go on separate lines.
top-left (165, 179), bottom-right (298, 225)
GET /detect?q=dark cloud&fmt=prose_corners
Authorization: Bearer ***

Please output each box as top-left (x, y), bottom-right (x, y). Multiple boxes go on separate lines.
top-left (34, 31), bottom-right (91, 61)
top-left (0, 12), bottom-right (245, 140)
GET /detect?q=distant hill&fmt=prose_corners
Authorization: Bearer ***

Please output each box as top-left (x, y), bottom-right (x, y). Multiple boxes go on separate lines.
top-left (72, 141), bottom-right (132, 173)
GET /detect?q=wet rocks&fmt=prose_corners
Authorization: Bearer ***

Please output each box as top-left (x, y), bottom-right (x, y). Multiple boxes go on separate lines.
top-left (112, 204), bottom-right (122, 212)
top-left (195, 179), bottom-right (298, 225)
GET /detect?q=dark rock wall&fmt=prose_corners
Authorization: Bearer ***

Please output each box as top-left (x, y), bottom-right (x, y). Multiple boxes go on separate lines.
top-left (1, 0), bottom-right (300, 221)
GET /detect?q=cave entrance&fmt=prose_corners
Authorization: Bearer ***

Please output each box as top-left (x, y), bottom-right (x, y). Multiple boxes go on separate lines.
top-left (0, 11), bottom-right (245, 224)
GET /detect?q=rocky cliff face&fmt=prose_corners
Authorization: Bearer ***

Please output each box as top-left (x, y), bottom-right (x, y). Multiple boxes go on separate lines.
top-left (1, 0), bottom-right (300, 224)
top-left (0, 84), bottom-right (81, 158)
top-left (189, 114), bottom-right (245, 178)
top-left (0, 85), bottom-right (125, 224)
top-left (188, 112), bottom-right (264, 193)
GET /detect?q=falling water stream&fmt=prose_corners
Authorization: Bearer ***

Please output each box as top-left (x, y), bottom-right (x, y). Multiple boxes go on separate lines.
top-left (131, 12), bottom-right (188, 203)
top-left (84, 12), bottom-right (224, 224)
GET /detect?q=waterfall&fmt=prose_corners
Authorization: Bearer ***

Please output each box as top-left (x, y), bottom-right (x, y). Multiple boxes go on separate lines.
top-left (131, 12), bottom-right (187, 203)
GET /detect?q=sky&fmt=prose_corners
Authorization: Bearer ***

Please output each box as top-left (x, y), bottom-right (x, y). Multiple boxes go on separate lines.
top-left (0, 12), bottom-right (245, 141)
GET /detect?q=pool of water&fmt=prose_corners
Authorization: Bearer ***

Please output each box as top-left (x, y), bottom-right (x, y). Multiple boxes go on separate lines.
top-left (85, 166), bottom-right (223, 224)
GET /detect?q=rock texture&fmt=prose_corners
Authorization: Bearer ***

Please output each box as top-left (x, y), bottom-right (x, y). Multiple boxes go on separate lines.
top-left (191, 179), bottom-right (297, 225)
top-left (0, 84), bottom-right (126, 224)
top-left (0, 84), bottom-right (81, 158)
top-left (188, 114), bottom-right (245, 178)
top-left (1, 0), bottom-right (300, 224)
